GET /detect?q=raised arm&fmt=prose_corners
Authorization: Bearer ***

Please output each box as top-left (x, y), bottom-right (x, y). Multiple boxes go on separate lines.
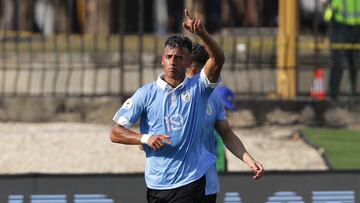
top-left (110, 124), bottom-right (171, 151)
top-left (183, 9), bottom-right (225, 83)
top-left (215, 120), bottom-right (264, 179)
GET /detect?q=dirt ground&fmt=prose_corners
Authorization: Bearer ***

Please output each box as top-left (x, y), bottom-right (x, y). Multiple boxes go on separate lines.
top-left (0, 122), bottom-right (328, 174)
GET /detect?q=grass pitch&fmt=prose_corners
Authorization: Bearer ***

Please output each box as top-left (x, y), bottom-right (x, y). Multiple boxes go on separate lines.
top-left (302, 128), bottom-right (360, 169)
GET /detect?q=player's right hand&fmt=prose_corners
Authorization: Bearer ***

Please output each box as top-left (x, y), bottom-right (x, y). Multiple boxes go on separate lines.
top-left (183, 9), bottom-right (205, 35)
top-left (147, 135), bottom-right (171, 151)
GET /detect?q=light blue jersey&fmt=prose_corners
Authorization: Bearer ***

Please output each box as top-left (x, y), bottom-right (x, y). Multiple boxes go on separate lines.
top-left (113, 69), bottom-right (220, 190)
top-left (204, 91), bottom-right (227, 195)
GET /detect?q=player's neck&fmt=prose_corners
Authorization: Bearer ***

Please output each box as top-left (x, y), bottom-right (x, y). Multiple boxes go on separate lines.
top-left (164, 75), bottom-right (185, 88)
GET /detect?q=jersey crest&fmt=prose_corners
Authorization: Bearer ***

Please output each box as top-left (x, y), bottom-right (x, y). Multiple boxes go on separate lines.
top-left (122, 98), bottom-right (133, 110)
top-left (206, 104), bottom-right (213, 115)
top-left (181, 90), bottom-right (191, 102)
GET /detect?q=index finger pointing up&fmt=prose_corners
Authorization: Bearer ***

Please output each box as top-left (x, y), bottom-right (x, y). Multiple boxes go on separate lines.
top-left (184, 9), bottom-right (193, 19)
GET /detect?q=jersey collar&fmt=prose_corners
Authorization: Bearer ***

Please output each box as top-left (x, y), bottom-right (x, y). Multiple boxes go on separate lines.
top-left (156, 73), bottom-right (189, 91)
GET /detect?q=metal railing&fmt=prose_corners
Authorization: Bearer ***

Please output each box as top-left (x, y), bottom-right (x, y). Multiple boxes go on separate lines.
top-left (0, 0), bottom-right (358, 99)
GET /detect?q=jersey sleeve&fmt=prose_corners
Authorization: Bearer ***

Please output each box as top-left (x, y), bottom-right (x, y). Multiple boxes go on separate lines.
top-left (199, 68), bottom-right (222, 95)
top-left (214, 94), bottom-right (227, 121)
top-left (112, 88), bottom-right (146, 128)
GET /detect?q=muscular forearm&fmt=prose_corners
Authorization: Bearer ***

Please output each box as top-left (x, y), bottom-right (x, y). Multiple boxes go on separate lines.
top-left (216, 120), bottom-right (264, 178)
top-left (198, 31), bottom-right (225, 66)
top-left (242, 152), bottom-right (257, 167)
top-left (110, 123), bottom-right (171, 150)
top-left (221, 129), bottom-right (247, 161)
top-left (198, 31), bottom-right (225, 82)
top-left (110, 124), bottom-right (142, 145)
top-left (222, 131), bottom-right (257, 166)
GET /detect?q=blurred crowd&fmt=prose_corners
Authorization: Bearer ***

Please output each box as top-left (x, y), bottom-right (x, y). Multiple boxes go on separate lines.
top-left (0, 0), bottom-right (281, 35)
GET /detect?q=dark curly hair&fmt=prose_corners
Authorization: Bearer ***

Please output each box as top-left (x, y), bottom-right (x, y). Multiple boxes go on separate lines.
top-left (165, 35), bottom-right (192, 52)
top-left (191, 43), bottom-right (209, 67)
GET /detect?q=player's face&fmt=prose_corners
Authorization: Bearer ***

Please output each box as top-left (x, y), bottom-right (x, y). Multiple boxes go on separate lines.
top-left (162, 46), bottom-right (191, 81)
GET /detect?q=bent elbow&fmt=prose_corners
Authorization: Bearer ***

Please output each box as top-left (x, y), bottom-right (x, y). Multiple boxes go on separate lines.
top-left (110, 125), bottom-right (123, 143)
top-left (110, 133), bottom-right (118, 143)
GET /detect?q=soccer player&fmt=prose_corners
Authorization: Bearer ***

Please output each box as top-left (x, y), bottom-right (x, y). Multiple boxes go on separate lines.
top-left (110, 9), bottom-right (225, 202)
top-left (187, 43), bottom-right (264, 203)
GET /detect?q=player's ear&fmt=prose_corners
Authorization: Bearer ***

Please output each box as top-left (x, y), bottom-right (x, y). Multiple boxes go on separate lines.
top-left (191, 68), bottom-right (197, 75)
top-left (185, 57), bottom-right (192, 68)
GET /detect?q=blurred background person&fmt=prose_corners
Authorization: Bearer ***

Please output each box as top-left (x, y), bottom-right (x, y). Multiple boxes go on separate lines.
top-left (213, 86), bottom-right (237, 172)
top-left (324, 0), bottom-right (360, 99)
top-left (187, 43), bottom-right (263, 203)
top-left (166, 0), bottom-right (184, 33)
top-left (34, 0), bottom-right (55, 36)
top-left (154, 0), bottom-right (168, 35)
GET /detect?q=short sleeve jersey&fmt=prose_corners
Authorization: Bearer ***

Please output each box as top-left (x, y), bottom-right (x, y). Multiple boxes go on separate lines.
top-left (203, 92), bottom-right (227, 195)
top-left (113, 69), bottom-right (220, 189)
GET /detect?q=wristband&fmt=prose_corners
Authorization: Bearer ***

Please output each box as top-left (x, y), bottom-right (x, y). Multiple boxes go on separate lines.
top-left (140, 134), bottom-right (151, 144)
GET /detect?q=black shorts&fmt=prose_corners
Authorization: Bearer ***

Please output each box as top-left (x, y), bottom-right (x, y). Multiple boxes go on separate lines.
top-left (147, 175), bottom-right (206, 203)
top-left (204, 193), bottom-right (217, 203)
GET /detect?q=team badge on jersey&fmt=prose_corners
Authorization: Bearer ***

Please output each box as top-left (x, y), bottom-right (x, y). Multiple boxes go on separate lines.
top-left (181, 91), bottom-right (191, 102)
top-left (206, 104), bottom-right (213, 115)
top-left (122, 98), bottom-right (133, 110)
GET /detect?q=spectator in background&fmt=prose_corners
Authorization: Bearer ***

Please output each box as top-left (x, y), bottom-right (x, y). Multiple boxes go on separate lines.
top-left (0, 0), bottom-right (15, 30)
top-left (34, 0), bottom-right (55, 36)
top-left (204, 0), bottom-right (222, 33)
top-left (184, 0), bottom-right (221, 33)
top-left (300, 0), bottom-right (327, 33)
top-left (221, 0), bottom-right (260, 28)
top-left (262, 0), bottom-right (278, 27)
top-left (186, 43), bottom-right (264, 203)
top-left (0, 0), bottom-right (32, 31)
top-left (166, 0), bottom-right (184, 33)
top-left (153, 0), bottom-right (167, 35)
top-left (324, 0), bottom-right (360, 99)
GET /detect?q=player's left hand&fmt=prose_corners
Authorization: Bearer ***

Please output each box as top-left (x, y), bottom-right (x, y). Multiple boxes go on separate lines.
top-left (182, 9), bottom-right (205, 35)
top-left (250, 161), bottom-right (264, 180)
top-left (147, 134), bottom-right (171, 151)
